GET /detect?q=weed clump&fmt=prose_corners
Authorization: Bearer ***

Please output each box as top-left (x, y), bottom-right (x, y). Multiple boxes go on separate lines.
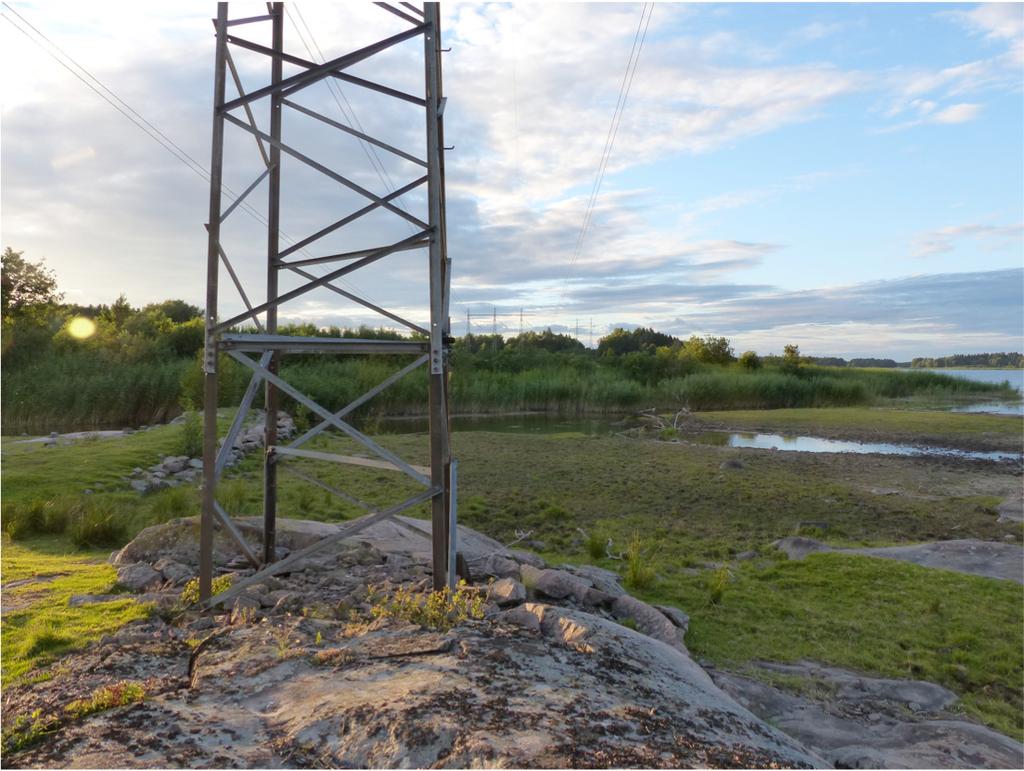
top-left (68, 501), bottom-right (127, 548)
top-left (706, 565), bottom-right (732, 605)
top-left (370, 582), bottom-right (485, 631)
top-left (64, 680), bottom-right (145, 719)
top-left (3, 498), bottom-right (80, 540)
top-left (1, 709), bottom-right (58, 754)
top-left (585, 530), bottom-right (606, 561)
top-left (3, 497), bottom-right (126, 548)
top-left (624, 531), bottom-right (657, 590)
top-left (178, 574), bottom-right (233, 606)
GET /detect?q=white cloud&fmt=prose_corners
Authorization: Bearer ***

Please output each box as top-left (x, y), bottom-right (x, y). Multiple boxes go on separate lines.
top-left (931, 102), bottom-right (983, 124)
top-left (912, 223), bottom-right (1024, 258)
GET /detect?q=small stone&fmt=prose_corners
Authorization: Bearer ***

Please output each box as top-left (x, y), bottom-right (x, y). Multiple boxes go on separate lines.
top-left (720, 458), bottom-right (745, 470)
top-left (1003, 534), bottom-right (1016, 542)
top-left (487, 577), bottom-right (526, 606)
top-left (162, 456), bottom-right (189, 474)
top-left (130, 479), bottom-right (149, 494)
top-left (735, 550), bottom-right (758, 561)
top-left (189, 458), bottom-right (203, 469)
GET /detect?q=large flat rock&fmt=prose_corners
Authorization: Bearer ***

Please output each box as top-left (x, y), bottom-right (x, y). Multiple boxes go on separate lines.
top-left (713, 661), bottom-right (1023, 769)
top-left (774, 536), bottom-right (1024, 583)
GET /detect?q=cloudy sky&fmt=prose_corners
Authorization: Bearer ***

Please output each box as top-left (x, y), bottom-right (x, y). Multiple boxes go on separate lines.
top-left (2, 1), bottom-right (1022, 358)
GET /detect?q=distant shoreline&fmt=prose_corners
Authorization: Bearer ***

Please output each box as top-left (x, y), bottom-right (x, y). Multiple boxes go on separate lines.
top-left (908, 366), bottom-right (1024, 371)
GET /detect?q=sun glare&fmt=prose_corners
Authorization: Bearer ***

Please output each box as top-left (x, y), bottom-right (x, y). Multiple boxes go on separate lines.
top-left (67, 316), bottom-right (97, 340)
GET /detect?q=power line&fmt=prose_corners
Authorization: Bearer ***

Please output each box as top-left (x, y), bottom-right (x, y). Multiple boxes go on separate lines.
top-left (1, 3), bottom-right (404, 327)
top-left (555, 3), bottom-right (653, 312)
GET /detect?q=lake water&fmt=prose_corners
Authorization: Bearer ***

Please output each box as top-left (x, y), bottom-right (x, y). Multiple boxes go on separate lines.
top-left (680, 431), bottom-right (1019, 463)
top-left (369, 414), bottom-right (1020, 462)
top-left (916, 368), bottom-right (1023, 390)
top-left (911, 368), bottom-right (1024, 416)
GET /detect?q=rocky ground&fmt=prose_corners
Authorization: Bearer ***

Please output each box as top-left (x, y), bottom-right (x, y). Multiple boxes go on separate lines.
top-left (3, 515), bottom-right (1022, 769)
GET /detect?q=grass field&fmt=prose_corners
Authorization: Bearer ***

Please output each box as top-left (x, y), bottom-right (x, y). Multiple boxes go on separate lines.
top-left (2, 412), bottom-right (1022, 737)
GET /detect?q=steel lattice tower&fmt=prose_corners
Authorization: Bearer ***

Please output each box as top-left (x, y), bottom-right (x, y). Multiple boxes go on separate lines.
top-left (198, 2), bottom-right (453, 602)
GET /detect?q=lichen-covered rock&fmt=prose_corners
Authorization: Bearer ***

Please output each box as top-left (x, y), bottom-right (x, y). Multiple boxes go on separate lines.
top-left (115, 562), bottom-right (162, 592)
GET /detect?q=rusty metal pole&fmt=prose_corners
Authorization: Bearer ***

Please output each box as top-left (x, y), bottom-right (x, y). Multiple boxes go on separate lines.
top-left (424, 2), bottom-right (451, 591)
top-left (262, 2), bottom-right (284, 566)
top-left (200, 2), bottom-right (229, 602)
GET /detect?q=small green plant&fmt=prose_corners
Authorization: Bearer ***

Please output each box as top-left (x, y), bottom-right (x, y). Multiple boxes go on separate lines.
top-left (370, 581), bottom-right (485, 631)
top-left (1, 709), bottom-right (59, 754)
top-left (178, 574), bottom-right (233, 606)
top-left (620, 617), bottom-right (638, 631)
top-left (624, 531), bottom-right (656, 590)
top-left (707, 565), bottom-right (732, 605)
top-left (585, 530), bottom-right (606, 561)
top-left (177, 410), bottom-right (203, 458)
top-left (658, 427), bottom-right (680, 441)
top-left (64, 680), bottom-right (145, 719)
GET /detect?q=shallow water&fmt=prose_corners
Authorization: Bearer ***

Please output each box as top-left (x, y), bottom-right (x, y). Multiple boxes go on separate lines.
top-left (678, 431), bottom-right (1020, 463)
top-left (948, 402), bottom-right (1024, 416)
top-left (369, 414), bottom-right (1020, 462)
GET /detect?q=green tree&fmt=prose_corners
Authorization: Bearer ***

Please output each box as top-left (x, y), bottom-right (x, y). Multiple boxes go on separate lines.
top-left (1, 248), bottom-right (63, 317)
top-left (738, 350), bottom-right (762, 370)
top-left (144, 299), bottom-right (201, 323)
top-left (681, 335), bottom-right (734, 364)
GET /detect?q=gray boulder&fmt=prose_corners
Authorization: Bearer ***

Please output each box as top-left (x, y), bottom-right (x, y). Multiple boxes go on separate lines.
top-left (116, 563), bottom-right (162, 592)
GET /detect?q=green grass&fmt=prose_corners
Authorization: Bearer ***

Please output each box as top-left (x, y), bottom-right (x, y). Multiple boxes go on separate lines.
top-left (694, 407), bottom-right (1023, 451)
top-left (640, 553), bottom-right (1023, 738)
top-left (1, 415), bottom-right (1021, 739)
top-left (1, 536), bottom-right (152, 686)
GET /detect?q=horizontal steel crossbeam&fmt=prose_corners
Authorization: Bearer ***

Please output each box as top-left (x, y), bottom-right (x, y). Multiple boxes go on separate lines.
top-left (219, 334), bottom-right (428, 355)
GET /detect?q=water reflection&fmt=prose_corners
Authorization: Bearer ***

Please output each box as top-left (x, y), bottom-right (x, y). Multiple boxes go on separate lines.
top-left (366, 414), bottom-right (1020, 462)
top-left (685, 431), bottom-right (1019, 462)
